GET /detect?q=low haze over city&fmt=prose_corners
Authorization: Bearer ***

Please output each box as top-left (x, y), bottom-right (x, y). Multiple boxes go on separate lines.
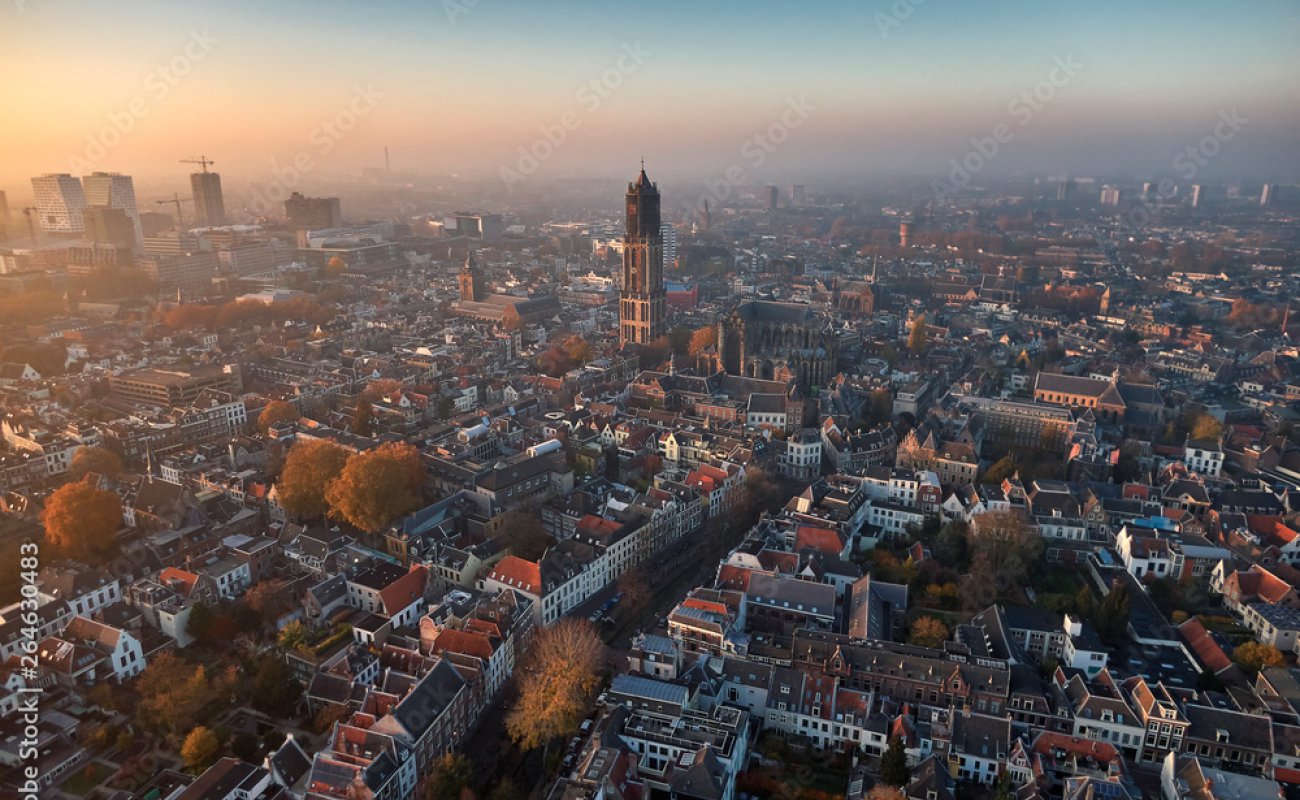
top-left (2, 3), bottom-right (1300, 800)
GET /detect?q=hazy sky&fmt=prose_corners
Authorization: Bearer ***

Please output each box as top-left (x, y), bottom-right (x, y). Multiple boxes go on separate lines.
top-left (2, 0), bottom-right (1299, 198)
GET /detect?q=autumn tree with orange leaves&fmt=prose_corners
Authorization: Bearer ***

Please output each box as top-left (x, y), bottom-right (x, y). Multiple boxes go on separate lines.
top-left (44, 480), bottom-right (122, 559)
top-left (257, 400), bottom-right (299, 433)
top-left (68, 446), bottom-right (123, 481)
top-left (277, 439), bottom-right (350, 520)
top-left (506, 619), bottom-right (604, 765)
top-left (325, 442), bottom-right (424, 533)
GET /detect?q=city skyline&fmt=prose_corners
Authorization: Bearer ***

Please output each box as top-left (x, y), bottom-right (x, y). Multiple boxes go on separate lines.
top-left (2, 0), bottom-right (1299, 196)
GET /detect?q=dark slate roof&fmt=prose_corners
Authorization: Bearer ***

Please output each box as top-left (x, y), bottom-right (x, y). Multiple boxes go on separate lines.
top-left (391, 659), bottom-right (466, 738)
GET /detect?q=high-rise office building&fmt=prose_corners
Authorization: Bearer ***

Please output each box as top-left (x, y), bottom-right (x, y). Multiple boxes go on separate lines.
top-left (1261, 183), bottom-right (1274, 207)
top-left (1099, 185), bottom-right (1121, 207)
top-left (766, 185), bottom-right (779, 210)
top-left (791, 185), bottom-right (806, 205)
top-left (31, 174), bottom-right (87, 235)
top-left (620, 165), bottom-right (666, 347)
top-left (82, 172), bottom-right (143, 248)
top-left (191, 171), bottom-right (226, 227)
top-left (660, 223), bottom-right (677, 271)
top-left (1190, 184), bottom-right (1204, 208)
top-left (285, 192), bottom-right (343, 230)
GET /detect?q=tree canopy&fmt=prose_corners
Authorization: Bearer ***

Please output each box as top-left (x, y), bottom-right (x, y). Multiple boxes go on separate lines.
top-left (688, 325), bottom-right (717, 356)
top-left (257, 400), bottom-right (299, 432)
top-left (43, 480), bottom-right (122, 559)
top-left (1234, 641), bottom-right (1284, 676)
top-left (908, 616), bottom-right (949, 649)
top-left (506, 619), bottom-right (604, 754)
top-left (181, 726), bottom-right (220, 774)
top-left (881, 736), bottom-right (910, 786)
top-left (277, 439), bottom-right (350, 520)
top-left (68, 446), bottom-right (123, 481)
top-left (325, 442), bottom-right (424, 533)
top-left (497, 510), bottom-right (552, 561)
top-left (908, 313), bottom-right (928, 356)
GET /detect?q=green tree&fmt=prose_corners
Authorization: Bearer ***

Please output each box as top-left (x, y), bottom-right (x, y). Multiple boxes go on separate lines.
top-left (934, 521), bottom-right (970, 570)
top-left (181, 726), bottom-right (220, 773)
top-left (667, 325), bottom-right (694, 355)
top-left (993, 771), bottom-right (1014, 800)
top-left (881, 736), bottom-right (910, 786)
top-left (186, 603), bottom-right (216, 642)
top-left (487, 779), bottom-right (519, 800)
top-left (497, 510), bottom-right (552, 560)
top-left (860, 388), bottom-right (893, 428)
top-left (1095, 584), bottom-right (1131, 645)
top-left (425, 753), bottom-right (474, 800)
top-left (231, 732), bottom-right (260, 761)
top-left (253, 656), bottom-right (303, 717)
top-left (278, 620), bottom-right (308, 651)
top-left (435, 395), bottom-right (456, 420)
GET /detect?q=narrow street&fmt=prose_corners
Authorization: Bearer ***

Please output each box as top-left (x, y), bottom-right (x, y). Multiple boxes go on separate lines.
top-left (464, 478), bottom-right (804, 797)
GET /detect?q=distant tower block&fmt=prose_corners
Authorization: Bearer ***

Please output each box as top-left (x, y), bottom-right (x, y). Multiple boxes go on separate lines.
top-left (899, 221), bottom-right (913, 248)
top-left (791, 185), bottom-right (806, 205)
top-left (766, 185), bottom-right (778, 210)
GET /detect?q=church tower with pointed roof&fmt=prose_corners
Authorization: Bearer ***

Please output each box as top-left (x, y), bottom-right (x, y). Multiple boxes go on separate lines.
top-left (458, 251), bottom-right (484, 303)
top-left (620, 163), bottom-right (667, 346)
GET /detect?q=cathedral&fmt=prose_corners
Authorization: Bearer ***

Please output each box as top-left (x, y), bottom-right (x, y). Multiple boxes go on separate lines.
top-left (712, 300), bottom-right (837, 390)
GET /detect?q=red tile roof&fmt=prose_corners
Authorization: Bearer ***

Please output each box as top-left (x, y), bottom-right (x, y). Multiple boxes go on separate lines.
top-left (379, 565), bottom-right (428, 616)
top-left (430, 628), bottom-right (494, 661)
top-left (1177, 617), bottom-right (1232, 674)
top-left (159, 567), bottom-right (201, 599)
top-left (794, 525), bottom-right (845, 556)
top-left (489, 555), bottom-right (543, 595)
top-left (1249, 515), bottom-right (1300, 548)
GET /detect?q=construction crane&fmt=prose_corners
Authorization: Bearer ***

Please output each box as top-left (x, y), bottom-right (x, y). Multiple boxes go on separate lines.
top-left (156, 193), bottom-right (193, 228)
top-left (180, 155), bottom-right (215, 173)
